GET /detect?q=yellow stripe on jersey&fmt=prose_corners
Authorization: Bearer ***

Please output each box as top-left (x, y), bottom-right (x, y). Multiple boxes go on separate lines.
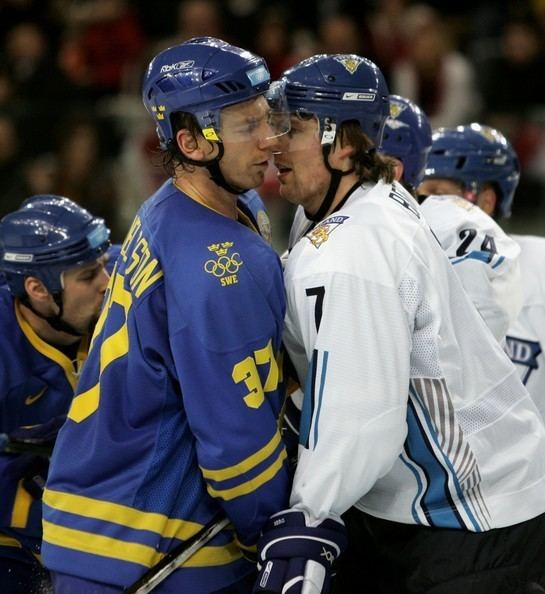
top-left (205, 448), bottom-right (287, 501)
top-left (42, 520), bottom-right (241, 568)
top-left (69, 273), bottom-right (132, 422)
top-left (15, 300), bottom-right (85, 390)
top-left (43, 489), bottom-right (206, 540)
top-left (0, 534), bottom-right (22, 548)
top-left (200, 430), bottom-right (283, 481)
top-left (11, 480), bottom-right (33, 528)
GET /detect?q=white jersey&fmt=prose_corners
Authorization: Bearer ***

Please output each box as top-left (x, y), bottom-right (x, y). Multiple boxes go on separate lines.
top-left (284, 180), bottom-right (545, 531)
top-left (505, 234), bottom-right (545, 420)
top-left (419, 194), bottom-right (522, 342)
top-left (288, 205), bottom-right (313, 251)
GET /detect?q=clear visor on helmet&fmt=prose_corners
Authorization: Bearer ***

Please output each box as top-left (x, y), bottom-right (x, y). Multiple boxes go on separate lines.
top-left (202, 84), bottom-right (290, 144)
top-left (277, 109), bottom-right (329, 152)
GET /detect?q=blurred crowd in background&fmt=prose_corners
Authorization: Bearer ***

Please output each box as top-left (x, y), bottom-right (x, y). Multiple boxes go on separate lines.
top-left (1, 0), bottom-right (545, 251)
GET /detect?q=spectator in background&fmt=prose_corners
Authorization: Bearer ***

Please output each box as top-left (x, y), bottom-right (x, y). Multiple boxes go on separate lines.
top-left (318, 13), bottom-right (368, 55)
top-left (253, 5), bottom-right (293, 79)
top-left (0, 113), bottom-right (27, 217)
top-left (2, 21), bottom-right (79, 156)
top-left (57, 0), bottom-right (146, 99)
top-left (480, 18), bottom-right (545, 123)
top-left (153, 0), bottom-right (224, 54)
top-left (54, 116), bottom-right (124, 242)
top-left (391, 3), bottom-right (481, 128)
top-left (366, 0), bottom-right (410, 84)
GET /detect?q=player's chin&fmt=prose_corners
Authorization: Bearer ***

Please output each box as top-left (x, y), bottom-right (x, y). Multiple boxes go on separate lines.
top-left (242, 170), bottom-right (265, 188)
top-left (278, 184), bottom-right (298, 203)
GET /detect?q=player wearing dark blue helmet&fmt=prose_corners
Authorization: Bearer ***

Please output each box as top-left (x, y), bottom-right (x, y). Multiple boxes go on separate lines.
top-left (419, 123), bottom-right (520, 219)
top-left (414, 124), bottom-right (523, 342)
top-left (142, 36), bottom-right (289, 195)
top-left (380, 94), bottom-right (432, 194)
top-left (276, 53), bottom-right (391, 226)
top-left (0, 195), bottom-right (110, 594)
top-left (42, 38), bottom-right (291, 594)
top-left (418, 124), bottom-right (545, 430)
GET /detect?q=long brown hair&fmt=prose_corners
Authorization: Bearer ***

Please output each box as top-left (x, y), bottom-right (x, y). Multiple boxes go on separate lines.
top-left (338, 122), bottom-right (395, 184)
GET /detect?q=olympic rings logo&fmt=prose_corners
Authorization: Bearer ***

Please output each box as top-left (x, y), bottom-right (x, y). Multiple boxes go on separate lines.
top-left (204, 253), bottom-right (243, 277)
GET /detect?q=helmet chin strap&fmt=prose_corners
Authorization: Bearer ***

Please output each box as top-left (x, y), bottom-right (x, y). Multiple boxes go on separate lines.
top-left (20, 293), bottom-right (84, 337)
top-left (305, 144), bottom-right (355, 222)
top-left (184, 143), bottom-right (247, 195)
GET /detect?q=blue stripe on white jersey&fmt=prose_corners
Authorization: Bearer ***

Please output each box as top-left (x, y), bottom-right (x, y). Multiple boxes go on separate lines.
top-left (402, 382), bottom-right (491, 531)
top-left (300, 349), bottom-right (329, 450)
top-left (450, 250), bottom-right (505, 270)
top-left (405, 397), bottom-right (466, 528)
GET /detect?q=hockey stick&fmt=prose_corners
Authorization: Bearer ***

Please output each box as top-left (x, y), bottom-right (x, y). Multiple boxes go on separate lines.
top-left (123, 514), bottom-right (231, 594)
top-left (0, 433), bottom-right (53, 457)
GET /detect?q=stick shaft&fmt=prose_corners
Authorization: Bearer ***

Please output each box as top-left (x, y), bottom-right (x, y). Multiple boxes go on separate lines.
top-left (124, 516), bottom-right (230, 594)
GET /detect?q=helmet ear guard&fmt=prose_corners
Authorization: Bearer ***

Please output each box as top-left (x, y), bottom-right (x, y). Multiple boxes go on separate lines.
top-left (423, 123), bottom-right (520, 218)
top-left (0, 195), bottom-right (111, 298)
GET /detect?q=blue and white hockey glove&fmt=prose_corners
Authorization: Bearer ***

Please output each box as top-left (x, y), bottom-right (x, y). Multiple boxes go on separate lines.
top-left (253, 508), bottom-right (347, 594)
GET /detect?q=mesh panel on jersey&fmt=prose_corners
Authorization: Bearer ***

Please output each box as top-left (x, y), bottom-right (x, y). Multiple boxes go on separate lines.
top-left (456, 370), bottom-right (527, 436)
top-left (398, 277), bottom-right (442, 378)
top-left (135, 411), bottom-right (203, 515)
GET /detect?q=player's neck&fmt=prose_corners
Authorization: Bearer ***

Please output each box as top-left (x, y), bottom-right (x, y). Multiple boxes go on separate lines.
top-left (18, 300), bottom-right (80, 347)
top-left (173, 172), bottom-right (238, 220)
top-left (305, 172), bottom-right (359, 220)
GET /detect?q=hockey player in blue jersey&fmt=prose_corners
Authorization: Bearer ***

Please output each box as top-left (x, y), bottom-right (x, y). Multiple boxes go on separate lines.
top-left (0, 195), bottom-right (111, 594)
top-left (42, 37), bottom-right (292, 594)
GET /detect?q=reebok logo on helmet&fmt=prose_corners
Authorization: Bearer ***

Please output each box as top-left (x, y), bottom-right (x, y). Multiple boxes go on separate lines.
top-left (160, 60), bottom-right (195, 73)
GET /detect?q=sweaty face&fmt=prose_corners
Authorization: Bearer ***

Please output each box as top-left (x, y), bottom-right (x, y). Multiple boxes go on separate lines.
top-left (273, 114), bottom-right (331, 211)
top-left (60, 256), bottom-right (110, 335)
top-left (219, 96), bottom-right (282, 190)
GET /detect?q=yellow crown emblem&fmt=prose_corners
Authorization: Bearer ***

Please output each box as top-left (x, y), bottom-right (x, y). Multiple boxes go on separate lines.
top-left (208, 241), bottom-right (233, 257)
top-left (151, 105), bottom-right (166, 120)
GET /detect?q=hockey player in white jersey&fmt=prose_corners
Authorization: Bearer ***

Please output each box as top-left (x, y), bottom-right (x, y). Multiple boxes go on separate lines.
top-left (419, 125), bottom-right (545, 420)
top-left (407, 122), bottom-right (522, 342)
top-left (505, 233), bottom-right (545, 420)
top-left (251, 55), bottom-right (545, 594)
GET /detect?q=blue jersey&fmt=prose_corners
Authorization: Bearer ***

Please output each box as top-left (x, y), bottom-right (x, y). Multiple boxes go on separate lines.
top-left (43, 180), bottom-right (290, 593)
top-left (0, 288), bottom-right (87, 563)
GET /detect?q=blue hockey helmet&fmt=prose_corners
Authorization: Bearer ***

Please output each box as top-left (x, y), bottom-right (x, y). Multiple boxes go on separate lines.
top-left (280, 54), bottom-right (390, 148)
top-left (381, 95), bottom-right (432, 188)
top-left (142, 36), bottom-right (276, 148)
top-left (423, 123), bottom-right (520, 218)
top-left (0, 195), bottom-right (111, 297)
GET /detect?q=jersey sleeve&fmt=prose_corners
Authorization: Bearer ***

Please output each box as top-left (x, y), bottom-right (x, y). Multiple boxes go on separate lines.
top-left (166, 242), bottom-right (290, 546)
top-left (285, 262), bottom-right (412, 522)
top-left (422, 196), bottom-right (522, 342)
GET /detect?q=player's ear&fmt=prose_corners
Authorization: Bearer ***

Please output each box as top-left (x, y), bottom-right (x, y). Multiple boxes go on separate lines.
top-left (477, 185), bottom-right (497, 217)
top-left (176, 129), bottom-right (218, 162)
top-left (329, 141), bottom-right (355, 172)
top-left (24, 276), bottom-right (50, 302)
